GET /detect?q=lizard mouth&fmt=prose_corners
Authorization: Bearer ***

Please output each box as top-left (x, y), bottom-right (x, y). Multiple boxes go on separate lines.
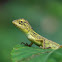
top-left (12, 20), bottom-right (24, 29)
top-left (12, 20), bottom-right (16, 24)
top-left (12, 20), bottom-right (20, 27)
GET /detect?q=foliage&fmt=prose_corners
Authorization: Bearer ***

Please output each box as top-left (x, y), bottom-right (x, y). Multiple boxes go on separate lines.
top-left (0, 0), bottom-right (62, 62)
top-left (11, 44), bottom-right (62, 62)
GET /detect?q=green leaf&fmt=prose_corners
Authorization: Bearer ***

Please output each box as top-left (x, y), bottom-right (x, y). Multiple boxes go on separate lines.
top-left (11, 44), bottom-right (53, 62)
top-left (46, 48), bottom-right (62, 62)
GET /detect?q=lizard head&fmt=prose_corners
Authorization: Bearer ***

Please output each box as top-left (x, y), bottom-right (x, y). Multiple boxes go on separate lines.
top-left (12, 19), bottom-right (32, 33)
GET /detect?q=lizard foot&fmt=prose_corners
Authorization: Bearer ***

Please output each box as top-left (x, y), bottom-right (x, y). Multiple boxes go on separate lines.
top-left (21, 42), bottom-right (31, 47)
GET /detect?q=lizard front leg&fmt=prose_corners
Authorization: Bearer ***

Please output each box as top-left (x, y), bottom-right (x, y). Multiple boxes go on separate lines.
top-left (28, 42), bottom-right (33, 47)
top-left (21, 42), bottom-right (33, 47)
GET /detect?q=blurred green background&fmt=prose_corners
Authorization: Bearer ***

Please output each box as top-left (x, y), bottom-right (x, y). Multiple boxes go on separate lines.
top-left (0, 0), bottom-right (62, 62)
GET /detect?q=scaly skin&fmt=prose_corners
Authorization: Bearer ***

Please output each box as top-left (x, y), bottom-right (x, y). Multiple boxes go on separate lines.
top-left (12, 19), bottom-right (62, 49)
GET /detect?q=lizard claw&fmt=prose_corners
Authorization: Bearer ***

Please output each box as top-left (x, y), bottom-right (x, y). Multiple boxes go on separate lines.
top-left (21, 42), bottom-right (31, 47)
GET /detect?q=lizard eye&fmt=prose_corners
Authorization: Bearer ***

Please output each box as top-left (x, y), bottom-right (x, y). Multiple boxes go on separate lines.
top-left (19, 21), bottom-right (23, 24)
top-left (21, 21), bottom-right (22, 23)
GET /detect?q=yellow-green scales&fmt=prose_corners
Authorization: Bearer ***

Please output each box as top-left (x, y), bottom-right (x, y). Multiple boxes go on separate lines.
top-left (12, 19), bottom-right (62, 49)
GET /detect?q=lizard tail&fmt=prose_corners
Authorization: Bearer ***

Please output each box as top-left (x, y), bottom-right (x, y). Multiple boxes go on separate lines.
top-left (59, 45), bottom-right (62, 48)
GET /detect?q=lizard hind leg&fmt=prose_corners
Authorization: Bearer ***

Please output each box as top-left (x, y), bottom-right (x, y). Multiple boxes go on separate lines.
top-left (36, 39), bottom-right (51, 49)
top-left (36, 39), bottom-right (45, 49)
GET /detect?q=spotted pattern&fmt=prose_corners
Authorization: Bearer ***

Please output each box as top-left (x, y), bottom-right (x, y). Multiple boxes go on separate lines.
top-left (29, 30), bottom-right (43, 39)
top-left (29, 29), bottom-right (60, 49)
top-left (44, 39), bottom-right (60, 49)
top-left (13, 19), bottom-right (60, 49)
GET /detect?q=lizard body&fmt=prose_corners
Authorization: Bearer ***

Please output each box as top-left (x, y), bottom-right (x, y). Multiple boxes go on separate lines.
top-left (12, 19), bottom-right (62, 49)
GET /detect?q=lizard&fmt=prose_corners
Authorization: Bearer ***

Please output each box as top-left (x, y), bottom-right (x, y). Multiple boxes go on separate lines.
top-left (12, 18), bottom-right (62, 49)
